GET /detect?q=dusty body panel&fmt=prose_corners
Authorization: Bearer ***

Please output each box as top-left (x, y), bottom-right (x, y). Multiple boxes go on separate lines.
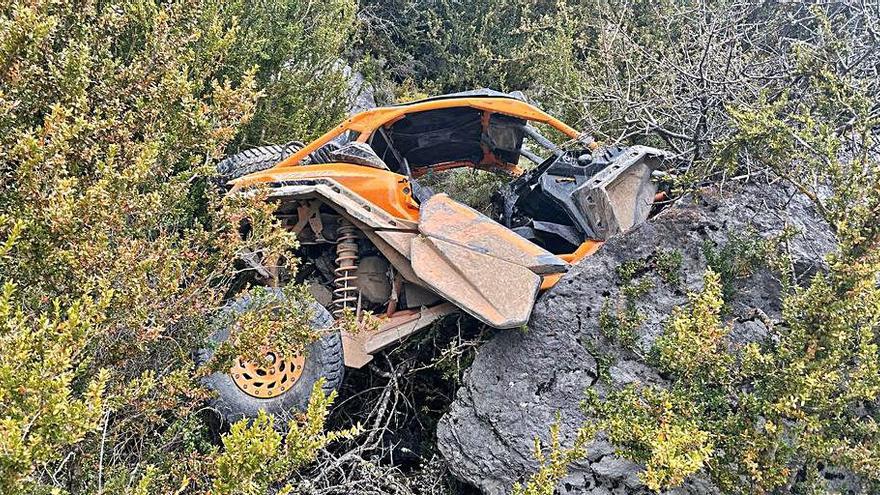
top-left (341, 303), bottom-right (458, 368)
top-left (411, 236), bottom-right (540, 328)
top-left (418, 195), bottom-right (568, 275)
top-left (573, 146), bottom-right (668, 238)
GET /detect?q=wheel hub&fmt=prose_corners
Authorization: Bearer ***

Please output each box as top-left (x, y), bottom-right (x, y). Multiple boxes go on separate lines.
top-left (230, 351), bottom-right (305, 398)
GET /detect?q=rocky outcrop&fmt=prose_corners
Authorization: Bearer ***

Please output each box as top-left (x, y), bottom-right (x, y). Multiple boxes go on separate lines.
top-left (436, 183), bottom-right (836, 494)
top-left (344, 65), bottom-right (376, 114)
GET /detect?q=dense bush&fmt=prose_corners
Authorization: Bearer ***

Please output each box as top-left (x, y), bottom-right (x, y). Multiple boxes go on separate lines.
top-left (583, 16), bottom-right (880, 493)
top-left (0, 0), bottom-right (355, 493)
top-left (416, 169), bottom-right (508, 214)
top-left (358, 0), bottom-right (547, 95)
top-left (225, 0), bottom-right (357, 147)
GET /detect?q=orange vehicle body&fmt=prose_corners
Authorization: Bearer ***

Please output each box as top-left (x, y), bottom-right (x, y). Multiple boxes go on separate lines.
top-left (222, 90), bottom-right (669, 378)
top-left (231, 95), bottom-right (601, 289)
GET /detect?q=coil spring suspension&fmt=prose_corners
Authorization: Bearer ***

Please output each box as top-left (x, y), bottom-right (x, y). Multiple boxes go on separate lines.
top-left (333, 221), bottom-right (359, 317)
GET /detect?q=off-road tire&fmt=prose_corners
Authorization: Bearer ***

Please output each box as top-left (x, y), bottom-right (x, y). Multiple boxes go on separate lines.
top-left (216, 142), bottom-right (302, 182)
top-left (197, 291), bottom-right (344, 424)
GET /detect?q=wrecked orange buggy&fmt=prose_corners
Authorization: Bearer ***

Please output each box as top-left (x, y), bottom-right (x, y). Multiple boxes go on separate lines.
top-left (202, 90), bottom-right (669, 421)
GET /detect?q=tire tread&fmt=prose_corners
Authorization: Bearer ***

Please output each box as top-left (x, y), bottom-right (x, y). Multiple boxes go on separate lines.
top-left (217, 142), bottom-right (302, 181)
top-left (198, 292), bottom-right (345, 424)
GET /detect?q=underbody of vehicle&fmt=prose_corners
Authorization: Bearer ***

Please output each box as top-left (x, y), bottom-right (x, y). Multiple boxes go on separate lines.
top-left (208, 90), bottom-right (669, 419)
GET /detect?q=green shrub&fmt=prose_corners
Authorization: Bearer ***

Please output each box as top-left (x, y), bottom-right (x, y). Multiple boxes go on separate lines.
top-left (702, 228), bottom-right (775, 304)
top-left (654, 249), bottom-right (683, 287)
top-left (223, 0), bottom-right (357, 147)
top-left (0, 0), bottom-right (355, 492)
top-left (654, 270), bottom-right (732, 383)
top-left (598, 299), bottom-right (644, 350)
top-left (584, 385), bottom-right (713, 492)
top-left (584, 21), bottom-right (880, 491)
top-left (357, 0), bottom-right (544, 94)
top-left (0, 283), bottom-right (110, 493)
top-left (511, 414), bottom-right (591, 495)
top-left (212, 380), bottom-right (359, 495)
top-left (586, 271), bottom-right (724, 490)
top-left (418, 168), bottom-right (510, 215)
top-left (598, 258), bottom-right (654, 350)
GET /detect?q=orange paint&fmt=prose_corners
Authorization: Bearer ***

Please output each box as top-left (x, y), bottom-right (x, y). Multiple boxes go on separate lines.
top-left (231, 163), bottom-right (420, 221)
top-left (540, 240), bottom-right (604, 289)
top-left (559, 240), bottom-right (603, 263)
top-left (273, 97), bottom-right (581, 170)
top-left (539, 273), bottom-right (564, 290)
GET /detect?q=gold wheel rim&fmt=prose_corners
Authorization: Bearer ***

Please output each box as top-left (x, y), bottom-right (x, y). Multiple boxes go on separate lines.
top-left (230, 351), bottom-right (305, 399)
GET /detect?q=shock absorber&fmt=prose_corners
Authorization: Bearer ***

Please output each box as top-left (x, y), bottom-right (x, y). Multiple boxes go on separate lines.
top-left (333, 220), bottom-right (359, 317)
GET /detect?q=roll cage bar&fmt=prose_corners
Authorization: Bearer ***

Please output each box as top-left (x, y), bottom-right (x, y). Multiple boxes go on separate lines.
top-left (272, 96), bottom-right (590, 174)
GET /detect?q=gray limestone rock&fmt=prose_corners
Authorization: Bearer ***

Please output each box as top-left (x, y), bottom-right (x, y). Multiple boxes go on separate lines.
top-left (436, 182), bottom-right (837, 494)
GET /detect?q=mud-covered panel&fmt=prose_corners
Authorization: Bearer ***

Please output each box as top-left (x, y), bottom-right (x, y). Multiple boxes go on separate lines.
top-left (419, 194), bottom-right (567, 275)
top-left (411, 236), bottom-right (540, 329)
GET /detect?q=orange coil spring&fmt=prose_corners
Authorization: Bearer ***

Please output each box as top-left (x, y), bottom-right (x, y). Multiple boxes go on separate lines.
top-left (333, 221), bottom-right (359, 317)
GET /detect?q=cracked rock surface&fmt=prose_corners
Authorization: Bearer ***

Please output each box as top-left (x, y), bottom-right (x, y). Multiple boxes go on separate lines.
top-left (436, 183), bottom-right (836, 494)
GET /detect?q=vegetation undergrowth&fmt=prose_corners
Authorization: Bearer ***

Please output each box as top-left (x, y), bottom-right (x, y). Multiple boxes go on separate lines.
top-left (0, 0), bottom-right (357, 492)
